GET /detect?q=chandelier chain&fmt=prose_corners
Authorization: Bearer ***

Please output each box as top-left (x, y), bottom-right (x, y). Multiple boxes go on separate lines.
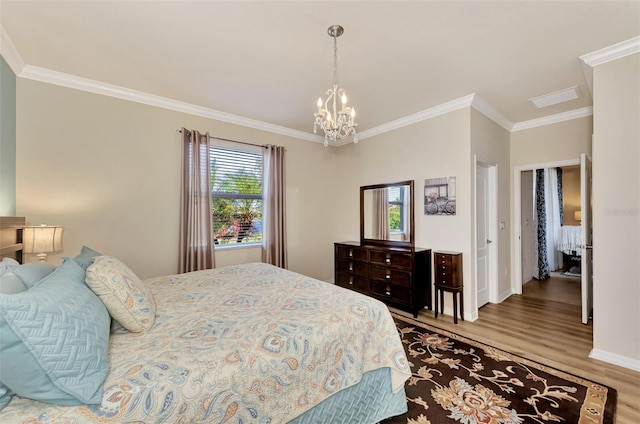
top-left (333, 36), bottom-right (338, 86)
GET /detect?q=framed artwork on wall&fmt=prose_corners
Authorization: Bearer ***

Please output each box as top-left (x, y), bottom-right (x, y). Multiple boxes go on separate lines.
top-left (424, 176), bottom-right (456, 215)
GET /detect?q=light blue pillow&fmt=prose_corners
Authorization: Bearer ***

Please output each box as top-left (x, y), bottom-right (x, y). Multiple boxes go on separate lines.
top-left (12, 262), bottom-right (55, 288)
top-left (0, 258), bottom-right (19, 275)
top-left (0, 382), bottom-right (14, 410)
top-left (0, 259), bottom-right (110, 406)
top-left (0, 272), bottom-right (27, 294)
top-left (72, 246), bottom-right (102, 270)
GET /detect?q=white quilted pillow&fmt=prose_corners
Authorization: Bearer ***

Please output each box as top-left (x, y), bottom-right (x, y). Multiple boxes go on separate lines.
top-left (85, 256), bottom-right (156, 332)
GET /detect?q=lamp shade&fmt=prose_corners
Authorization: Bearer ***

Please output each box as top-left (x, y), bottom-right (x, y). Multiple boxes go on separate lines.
top-left (23, 225), bottom-right (63, 254)
top-left (574, 210), bottom-right (582, 222)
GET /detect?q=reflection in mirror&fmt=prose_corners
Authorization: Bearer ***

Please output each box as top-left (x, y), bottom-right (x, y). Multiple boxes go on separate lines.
top-left (361, 181), bottom-right (414, 247)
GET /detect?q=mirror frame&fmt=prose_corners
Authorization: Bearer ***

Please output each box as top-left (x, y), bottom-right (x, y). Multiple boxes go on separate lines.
top-left (360, 180), bottom-right (414, 247)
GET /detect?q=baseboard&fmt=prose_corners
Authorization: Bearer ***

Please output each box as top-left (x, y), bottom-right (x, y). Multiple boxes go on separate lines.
top-left (497, 288), bottom-right (513, 303)
top-left (589, 348), bottom-right (640, 371)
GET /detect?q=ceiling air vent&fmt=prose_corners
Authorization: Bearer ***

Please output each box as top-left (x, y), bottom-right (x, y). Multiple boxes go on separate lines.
top-left (529, 86), bottom-right (580, 108)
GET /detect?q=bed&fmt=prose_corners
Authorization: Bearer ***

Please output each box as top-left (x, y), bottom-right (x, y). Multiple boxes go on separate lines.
top-left (0, 219), bottom-right (410, 423)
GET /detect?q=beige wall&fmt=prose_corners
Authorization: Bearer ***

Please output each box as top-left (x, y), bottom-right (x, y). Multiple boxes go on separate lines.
top-left (334, 109), bottom-right (474, 317)
top-left (16, 79), bottom-right (342, 280)
top-left (592, 52), bottom-right (640, 367)
top-left (520, 171), bottom-right (533, 281)
top-left (1, 56), bottom-right (17, 216)
top-left (510, 116), bottom-right (592, 168)
top-left (509, 117), bottom-right (592, 291)
top-left (562, 165), bottom-right (581, 226)
top-left (470, 109), bottom-right (511, 303)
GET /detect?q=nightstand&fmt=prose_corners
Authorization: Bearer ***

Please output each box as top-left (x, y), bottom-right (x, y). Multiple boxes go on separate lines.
top-left (434, 251), bottom-right (463, 324)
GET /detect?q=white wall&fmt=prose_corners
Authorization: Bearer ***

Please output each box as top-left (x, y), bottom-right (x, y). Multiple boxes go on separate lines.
top-left (591, 52), bottom-right (640, 369)
top-left (15, 79), bottom-right (342, 280)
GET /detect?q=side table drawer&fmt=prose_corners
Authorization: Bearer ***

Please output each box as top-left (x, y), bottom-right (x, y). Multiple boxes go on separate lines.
top-left (435, 272), bottom-right (462, 287)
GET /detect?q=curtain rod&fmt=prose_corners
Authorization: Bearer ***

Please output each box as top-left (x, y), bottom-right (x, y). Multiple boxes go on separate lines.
top-left (178, 129), bottom-right (267, 149)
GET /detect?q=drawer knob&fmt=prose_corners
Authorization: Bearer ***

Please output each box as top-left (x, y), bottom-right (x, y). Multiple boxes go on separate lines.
top-left (349, 249), bottom-right (353, 258)
top-left (349, 277), bottom-right (353, 285)
top-left (385, 286), bottom-right (392, 296)
top-left (385, 272), bottom-right (391, 279)
top-left (349, 263), bottom-right (353, 271)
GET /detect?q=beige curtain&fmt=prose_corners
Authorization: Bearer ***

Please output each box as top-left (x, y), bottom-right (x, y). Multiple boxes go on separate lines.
top-left (262, 145), bottom-right (287, 268)
top-left (373, 188), bottom-right (390, 239)
top-left (179, 128), bottom-right (215, 273)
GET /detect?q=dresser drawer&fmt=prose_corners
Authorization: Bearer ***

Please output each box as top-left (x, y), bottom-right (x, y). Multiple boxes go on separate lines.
top-left (336, 245), bottom-right (369, 262)
top-left (369, 265), bottom-right (411, 287)
top-left (336, 259), bottom-right (369, 277)
top-left (370, 281), bottom-right (411, 304)
top-left (370, 250), bottom-right (412, 268)
top-left (336, 273), bottom-right (369, 292)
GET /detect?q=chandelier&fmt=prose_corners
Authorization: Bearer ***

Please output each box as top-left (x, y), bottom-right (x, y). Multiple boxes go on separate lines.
top-left (313, 25), bottom-right (358, 147)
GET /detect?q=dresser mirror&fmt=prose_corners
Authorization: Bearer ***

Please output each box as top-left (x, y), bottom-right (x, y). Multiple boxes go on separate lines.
top-left (360, 180), bottom-right (414, 247)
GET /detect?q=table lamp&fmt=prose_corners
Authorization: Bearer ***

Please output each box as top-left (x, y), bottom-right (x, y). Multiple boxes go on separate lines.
top-left (23, 224), bottom-right (63, 262)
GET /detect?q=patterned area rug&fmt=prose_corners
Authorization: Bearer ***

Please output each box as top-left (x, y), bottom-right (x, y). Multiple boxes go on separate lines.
top-left (384, 313), bottom-right (616, 424)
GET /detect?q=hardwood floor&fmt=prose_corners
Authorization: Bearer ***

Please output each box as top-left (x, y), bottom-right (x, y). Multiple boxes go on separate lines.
top-left (391, 283), bottom-right (640, 423)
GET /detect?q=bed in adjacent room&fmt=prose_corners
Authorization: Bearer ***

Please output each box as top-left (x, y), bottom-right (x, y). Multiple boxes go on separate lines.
top-left (558, 225), bottom-right (582, 275)
top-left (0, 219), bottom-right (410, 423)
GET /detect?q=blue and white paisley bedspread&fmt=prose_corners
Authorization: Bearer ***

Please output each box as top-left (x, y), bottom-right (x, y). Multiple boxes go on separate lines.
top-left (1, 262), bottom-right (411, 423)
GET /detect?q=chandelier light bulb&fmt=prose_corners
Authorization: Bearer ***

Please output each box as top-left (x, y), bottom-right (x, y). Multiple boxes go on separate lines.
top-left (313, 24), bottom-right (358, 147)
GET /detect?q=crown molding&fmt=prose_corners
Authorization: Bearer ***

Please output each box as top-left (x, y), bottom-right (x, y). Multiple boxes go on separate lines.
top-left (580, 36), bottom-right (640, 68)
top-left (580, 36), bottom-right (640, 96)
top-left (470, 95), bottom-right (513, 131)
top-left (511, 107), bottom-right (593, 132)
top-left (357, 94), bottom-right (476, 140)
top-left (0, 26), bottom-right (25, 74)
top-left (18, 64), bottom-right (324, 143)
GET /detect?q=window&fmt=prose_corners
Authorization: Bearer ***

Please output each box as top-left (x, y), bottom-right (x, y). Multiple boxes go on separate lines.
top-left (388, 186), bottom-right (405, 233)
top-left (210, 145), bottom-right (262, 246)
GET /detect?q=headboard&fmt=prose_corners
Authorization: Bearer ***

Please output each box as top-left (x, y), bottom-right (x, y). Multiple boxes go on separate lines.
top-left (0, 216), bottom-right (26, 264)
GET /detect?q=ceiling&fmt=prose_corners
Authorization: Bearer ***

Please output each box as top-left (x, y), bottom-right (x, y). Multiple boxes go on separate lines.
top-left (2, 1), bottom-right (639, 143)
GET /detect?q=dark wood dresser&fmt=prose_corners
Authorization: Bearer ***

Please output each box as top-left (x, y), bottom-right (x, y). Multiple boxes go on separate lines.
top-left (334, 241), bottom-right (432, 317)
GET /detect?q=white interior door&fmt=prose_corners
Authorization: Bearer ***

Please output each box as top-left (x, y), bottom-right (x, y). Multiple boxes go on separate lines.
top-left (580, 153), bottom-right (593, 324)
top-left (476, 164), bottom-right (490, 308)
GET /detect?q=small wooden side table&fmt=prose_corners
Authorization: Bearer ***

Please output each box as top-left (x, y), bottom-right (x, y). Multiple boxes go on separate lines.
top-left (434, 251), bottom-right (464, 324)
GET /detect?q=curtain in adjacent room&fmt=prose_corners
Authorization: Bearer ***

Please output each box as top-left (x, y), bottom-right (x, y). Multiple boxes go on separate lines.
top-left (532, 168), bottom-right (563, 280)
top-left (533, 169), bottom-right (550, 279)
top-left (262, 145), bottom-right (287, 268)
top-left (179, 128), bottom-right (215, 273)
top-left (373, 188), bottom-right (390, 239)
top-left (556, 167), bottom-right (564, 223)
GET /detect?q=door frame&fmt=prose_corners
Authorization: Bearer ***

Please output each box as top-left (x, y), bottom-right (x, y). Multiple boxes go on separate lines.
top-left (512, 158), bottom-right (579, 294)
top-left (474, 158), bottom-right (498, 315)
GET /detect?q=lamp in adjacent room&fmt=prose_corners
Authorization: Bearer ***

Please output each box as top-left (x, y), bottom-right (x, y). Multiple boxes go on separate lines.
top-left (574, 210), bottom-right (582, 223)
top-left (23, 224), bottom-right (63, 262)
